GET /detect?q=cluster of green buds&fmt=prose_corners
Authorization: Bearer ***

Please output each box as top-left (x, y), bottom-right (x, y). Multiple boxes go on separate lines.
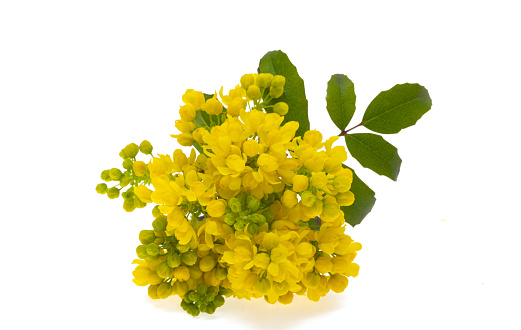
top-left (223, 193), bottom-right (274, 236)
top-left (96, 140), bottom-right (153, 212)
top-left (181, 283), bottom-right (228, 316)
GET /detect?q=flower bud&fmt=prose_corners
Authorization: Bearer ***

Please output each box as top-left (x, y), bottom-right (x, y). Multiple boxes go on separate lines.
top-left (167, 252), bottom-right (181, 268)
top-left (152, 215), bottom-right (167, 232)
top-left (300, 190), bottom-right (316, 207)
top-left (227, 198), bottom-right (241, 213)
top-left (146, 243), bottom-right (160, 256)
top-left (240, 74), bottom-right (255, 89)
top-left (329, 274), bottom-right (349, 293)
top-left (157, 282), bottom-right (173, 299)
top-left (199, 256), bottom-right (217, 272)
top-left (106, 187), bottom-right (120, 199)
top-left (100, 170), bottom-right (111, 182)
top-left (136, 245), bottom-right (149, 259)
top-left (148, 284), bottom-right (159, 300)
top-left (242, 139), bottom-right (260, 157)
top-left (271, 75), bottom-right (285, 88)
top-left (109, 168), bottom-right (122, 180)
top-left (281, 190), bottom-right (298, 208)
top-left (177, 243), bottom-right (190, 254)
top-left (152, 205), bottom-right (163, 218)
top-left (247, 196), bottom-right (260, 212)
top-left (269, 86), bottom-right (284, 98)
top-left (226, 98), bottom-right (244, 117)
top-left (119, 173), bottom-right (131, 187)
top-left (122, 159), bottom-right (133, 170)
top-left (134, 195), bottom-right (146, 208)
top-left (189, 291), bottom-right (201, 302)
top-left (139, 140), bottom-right (153, 155)
top-left (292, 174), bottom-right (309, 192)
top-left (123, 198), bottom-right (136, 212)
top-left (96, 183), bottom-right (108, 194)
top-left (174, 265), bottom-right (191, 282)
top-left (333, 176), bottom-right (352, 193)
top-left (224, 213), bottom-right (236, 226)
top-left (156, 262), bottom-right (174, 279)
top-left (133, 161), bottom-right (147, 177)
top-left (255, 73), bottom-right (273, 88)
top-left (247, 85), bottom-right (261, 100)
top-left (207, 199), bottom-right (227, 217)
top-left (247, 223), bottom-right (259, 236)
top-left (119, 149), bottom-right (128, 159)
top-left (215, 265), bottom-right (227, 281)
top-left (255, 277), bottom-right (271, 295)
top-left (273, 102), bottom-right (289, 115)
top-left (204, 97), bottom-right (223, 116)
top-left (181, 251), bottom-right (198, 266)
top-left (139, 230), bottom-right (156, 244)
top-left (124, 143), bottom-right (139, 158)
top-left (305, 272), bottom-right (321, 289)
top-left (197, 283), bottom-right (208, 295)
top-left (175, 132), bottom-right (194, 147)
top-left (179, 104), bottom-right (196, 122)
top-left (213, 295), bottom-right (225, 307)
top-left (262, 209), bottom-right (274, 223)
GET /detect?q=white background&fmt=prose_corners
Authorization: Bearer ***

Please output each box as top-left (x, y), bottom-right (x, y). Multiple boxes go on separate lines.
top-left (1, 1), bottom-right (520, 329)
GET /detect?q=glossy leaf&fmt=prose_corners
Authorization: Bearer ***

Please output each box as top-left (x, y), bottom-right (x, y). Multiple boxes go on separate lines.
top-left (326, 74), bottom-right (356, 131)
top-left (341, 165), bottom-right (376, 227)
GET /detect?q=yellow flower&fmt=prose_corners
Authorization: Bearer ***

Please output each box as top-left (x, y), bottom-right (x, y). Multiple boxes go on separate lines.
top-left (132, 161), bottom-right (147, 177)
top-left (292, 175), bottom-right (309, 192)
top-left (204, 94), bottom-right (223, 115)
top-left (182, 89), bottom-right (205, 111)
top-left (207, 199), bottom-right (227, 217)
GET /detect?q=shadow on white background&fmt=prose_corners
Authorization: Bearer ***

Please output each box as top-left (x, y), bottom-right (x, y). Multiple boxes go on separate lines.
top-left (146, 291), bottom-right (345, 329)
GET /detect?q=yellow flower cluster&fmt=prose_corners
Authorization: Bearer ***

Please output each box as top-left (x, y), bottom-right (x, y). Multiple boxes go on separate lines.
top-left (131, 74), bottom-right (361, 316)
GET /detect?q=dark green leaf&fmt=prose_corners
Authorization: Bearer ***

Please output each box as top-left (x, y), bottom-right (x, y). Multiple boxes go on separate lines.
top-left (258, 50), bottom-right (309, 137)
top-left (345, 133), bottom-right (402, 181)
top-left (341, 165), bottom-right (376, 227)
top-left (326, 74), bottom-right (356, 131)
top-left (363, 83), bottom-right (432, 134)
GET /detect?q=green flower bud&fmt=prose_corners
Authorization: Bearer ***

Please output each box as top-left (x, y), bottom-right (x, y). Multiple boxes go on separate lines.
top-left (148, 284), bottom-right (159, 300)
top-left (207, 286), bottom-right (219, 298)
top-left (134, 195), bottom-right (146, 208)
top-left (197, 283), bottom-right (208, 295)
top-left (215, 266), bottom-right (228, 281)
top-left (181, 251), bottom-right (198, 266)
top-left (119, 148), bottom-right (128, 159)
top-left (227, 197), bottom-right (241, 213)
top-left (119, 176), bottom-right (130, 188)
top-left (224, 213), bottom-right (236, 226)
top-left (152, 215), bottom-right (167, 232)
top-left (123, 198), bottom-right (136, 212)
top-left (206, 303), bottom-right (217, 314)
top-left (157, 282), bottom-right (172, 299)
top-left (139, 140), bottom-right (153, 155)
top-left (136, 245), bottom-right (149, 259)
top-left (167, 252), bottom-right (181, 268)
top-left (108, 168), bottom-right (122, 180)
top-left (107, 187), bottom-right (120, 199)
top-left (247, 196), bottom-right (260, 212)
top-left (139, 230), bottom-right (156, 244)
top-left (122, 159), bottom-right (133, 170)
top-left (124, 143), bottom-right (139, 158)
top-left (199, 302), bottom-right (208, 313)
top-left (256, 214), bottom-right (266, 226)
top-left (100, 170), bottom-right (111, 182)
top-left (213, 295), bottom-right (225, 307)
top-left (189, 291), bottom-right (201, 302)
top-left (218, 287), bottom-right (232, 296)
top-left (96, 183), bottom-right (108, 194)
top-left (305, 272), bottom-right (321, 289)
top-left (156, 262), bottom-right (174, 279)
top-left (234, 221), bottom-right (245, 231)
top-left (247, 223), bottom-right (259, 236)
top-left (177, 243), bottom-right (190, 254)
top-left (152, 205), bottom-right (163, 218)
top-left (187, 304), bottom-right (200, 316)
top-left (146, 243), bottom-right (160, 256)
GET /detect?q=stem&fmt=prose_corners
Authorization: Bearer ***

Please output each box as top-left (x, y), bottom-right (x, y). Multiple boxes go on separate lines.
top-left (338, 122), bottom-right (364, 136)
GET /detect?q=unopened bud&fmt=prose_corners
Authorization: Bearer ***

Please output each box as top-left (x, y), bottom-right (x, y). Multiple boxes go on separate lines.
top-left (247, 223), bottom-right (259, 236)
top-left (123, 198), bottom-right (136, 212)
top-left (124, 143), bottom-right (139, 158)
top-left (269, 86), bottom-right (284, 98)
top-left (122, 159), bottom-right (133, 170)
top-left (247, 196), bottom-right (260, 212)
top-left (96, 183), bottom-right (108, 194)
top-left (156, 282), bottom-right (172, 299)
top-left (152, 205), bottom-right (163, 218)
top-left (100, 170), bottom-right (111, 182)
top-left (167, 253), bottom-right (181, 268)
top-left (271, 75), bottom-right (286, 88)
top-left (273, 102), bottom-right (289, 115)
top-left (139, 230), bottom-right (156, 244)
top-left (228, 198), bottom-right (241, 213)
top-left (156, 262), bottom-right (174, 279)
top-left (106, 187), bottom-right (120, 199)
top-left (181, 251), bottom-right (198, 266)
top-left (146, 243), bottom-right (160, 256)
top-left (109, 168), bottom-right (122, 180)
top-left (139, 140), bottom-right (153, 155)
top-left (152, 215), bottom-right (167, 232)
top-left (136, 245), bottom-right (149, 259)
top-left (247, 85), bottom-right (261, 100)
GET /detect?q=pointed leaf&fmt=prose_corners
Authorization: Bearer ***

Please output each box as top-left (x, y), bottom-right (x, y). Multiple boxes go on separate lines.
top-left (258, 50), bottom-right (309, 137)
top-left (341, 165), bottom-right (376, 227)
top-left (345, 133), bottom-right (402, 181)
top-left (363, 83), bottom-right (432, 134)
top-left (326, 74), bottom-right (356, 131)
